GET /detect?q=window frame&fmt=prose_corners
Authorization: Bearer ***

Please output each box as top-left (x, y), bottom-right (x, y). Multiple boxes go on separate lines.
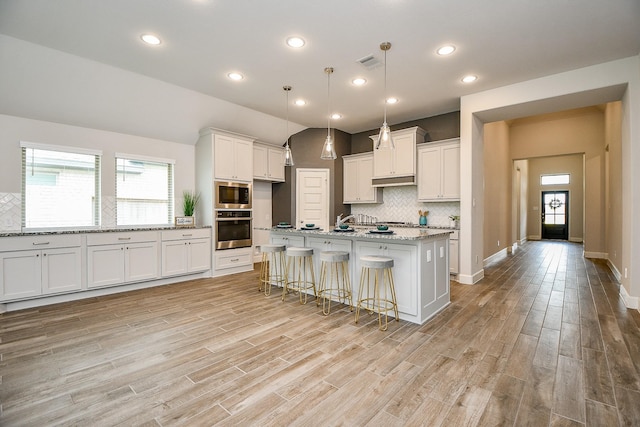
top-left (540, 173), bottom-right (571, 186)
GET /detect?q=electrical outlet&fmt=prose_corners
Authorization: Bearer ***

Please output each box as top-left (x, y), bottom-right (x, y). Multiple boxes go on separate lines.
top-left (625, 268), bottom-right (628, 279)
top-left (475, 255), bottom-right (479, 263)
top-left (497, 240), bottom-right (500, 247)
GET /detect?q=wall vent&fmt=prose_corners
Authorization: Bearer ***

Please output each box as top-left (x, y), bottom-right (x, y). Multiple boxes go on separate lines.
top-left (357, 54), bottom-right (382, 70)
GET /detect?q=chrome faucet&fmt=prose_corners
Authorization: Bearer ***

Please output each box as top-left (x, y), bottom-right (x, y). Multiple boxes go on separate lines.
top-left (336, 213), bottom-right (356, 227)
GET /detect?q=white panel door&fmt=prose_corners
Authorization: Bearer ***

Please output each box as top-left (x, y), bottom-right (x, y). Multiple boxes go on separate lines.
top-left (296, 168), bottom-right (330, 231)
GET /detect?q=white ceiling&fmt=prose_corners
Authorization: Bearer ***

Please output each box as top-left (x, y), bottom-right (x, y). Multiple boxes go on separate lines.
top-left (1, 0), bottom-right (639, 136)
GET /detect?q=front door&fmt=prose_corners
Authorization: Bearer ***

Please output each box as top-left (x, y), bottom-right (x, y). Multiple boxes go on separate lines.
top-left (296, 168), bottom-right (330, 231)
top-left (541, 191), bottom-right (569, 240)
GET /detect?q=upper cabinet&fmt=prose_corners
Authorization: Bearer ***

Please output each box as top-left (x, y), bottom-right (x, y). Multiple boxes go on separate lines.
top-left (213, 133), bottom-right (253, 182)
top-left (253, 143), bottom-right (285, 182)
top-left (417, 138), bottom-right (460, 201)
top-left (369, 126), bottom-right (426, 187)
top-left (343, 152), bottom-right (382, 204)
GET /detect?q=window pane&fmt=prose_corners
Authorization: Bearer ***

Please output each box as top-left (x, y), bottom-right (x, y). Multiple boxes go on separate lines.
top-left (541, 174), bottom-right (570, 185)
top-left (23, 148), bottom-right (99, 228)
top-left (116, 158), bottom-right (174, 226)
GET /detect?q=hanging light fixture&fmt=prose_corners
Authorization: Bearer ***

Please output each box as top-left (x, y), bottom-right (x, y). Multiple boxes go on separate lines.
top-left (320, 67), bottom-right (337, 160)
top-left (283, 85), bottom-right (294, 166)
top-left (376, 42), bottom-right (394, 150)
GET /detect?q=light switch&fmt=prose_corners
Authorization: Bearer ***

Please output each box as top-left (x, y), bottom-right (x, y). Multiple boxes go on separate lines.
top-left (426, 250), bottom-right (432, 262)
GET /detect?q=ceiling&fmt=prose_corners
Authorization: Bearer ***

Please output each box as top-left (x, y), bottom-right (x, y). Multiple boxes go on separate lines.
top-left (0, 0), bottom-right (639, 136)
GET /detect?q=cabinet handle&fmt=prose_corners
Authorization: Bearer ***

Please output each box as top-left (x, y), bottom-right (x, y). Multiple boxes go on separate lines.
top-left (182, 234), bottom-right (193, 237)
top-left (230, 258), bottom-right (239, 262)
top-left (118, 237), bottom-right (131, 241)
top-left (32, 242), bottom-right (50, 246)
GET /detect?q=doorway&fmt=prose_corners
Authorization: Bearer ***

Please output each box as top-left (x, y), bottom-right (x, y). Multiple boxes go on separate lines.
top-left (295, 168), bottom-right (330, 230)
top-left (541, 190), bottom-right (569, 240)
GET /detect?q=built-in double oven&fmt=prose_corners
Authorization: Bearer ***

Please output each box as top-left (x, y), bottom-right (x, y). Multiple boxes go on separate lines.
top-left (214, 181), bottom-right (252, 250)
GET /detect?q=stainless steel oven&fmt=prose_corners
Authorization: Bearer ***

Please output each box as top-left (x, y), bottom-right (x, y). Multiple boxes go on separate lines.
top-left (214, 181), bottom-right (252, 209)
top-left (215, 210), bottom-right (252, 250)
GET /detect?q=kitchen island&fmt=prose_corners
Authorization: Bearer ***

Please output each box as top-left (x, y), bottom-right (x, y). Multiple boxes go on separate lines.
top-left (267, 226), bottom-right (451, 325)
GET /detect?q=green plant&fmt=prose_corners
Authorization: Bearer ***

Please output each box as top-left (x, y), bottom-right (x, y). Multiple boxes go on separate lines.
top-left (183, 190), bottom-right (200, 216)
top-left (449, 215), bottom-right (460, 221)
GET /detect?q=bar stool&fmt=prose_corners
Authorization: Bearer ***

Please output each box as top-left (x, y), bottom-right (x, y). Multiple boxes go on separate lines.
top-left (283, 247), bottom-right (317, 304)
top-left (259, 244), bottom-right (286, 296)
top-left (355, 256), bottom-right (399, 331)
top-left (317, 251), bottom-right (352, 315)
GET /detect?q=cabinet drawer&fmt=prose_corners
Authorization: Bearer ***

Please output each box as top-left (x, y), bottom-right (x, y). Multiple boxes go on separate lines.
top-left (86, 231), bottom-right (158, 246)
top-left (215, 249), bottom-right (252, 269)
top-left (0, 234), bottom-right (82, 252)
top-left (161, 228), bottom-right (211, 241)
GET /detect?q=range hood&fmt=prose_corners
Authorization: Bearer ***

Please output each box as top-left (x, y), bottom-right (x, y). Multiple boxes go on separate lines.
top-left (372, 175), bottom-right (416, 187)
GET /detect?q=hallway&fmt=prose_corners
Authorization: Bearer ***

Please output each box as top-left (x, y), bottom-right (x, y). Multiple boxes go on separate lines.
top-left (1, 241), bottom-right (639, 425)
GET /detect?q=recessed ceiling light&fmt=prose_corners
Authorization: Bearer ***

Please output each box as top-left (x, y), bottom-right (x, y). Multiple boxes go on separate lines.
top-left (141, 34), bottom-right (161, 45)
top-left (286, 36), bottom-right (305, 48)
top-left (227, 72), bottom-right (244, 81)
top-left (295, 99), bottom-right (306, 106)
top-left (386, 97), bottom-right (398, 104)
top-left (331, 113), bottom-right (342, 120)
top-left (462, 75), bottom-right (477, 83)
top-left (352, 77), bottom-right (367, 86)
top-left (437, 45), bottom-right (455, 55)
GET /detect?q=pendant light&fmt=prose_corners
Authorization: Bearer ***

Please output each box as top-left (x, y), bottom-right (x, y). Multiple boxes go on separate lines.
top-left (376, 42), bottom-right (394, 150)
top-left (320, 67), bottom-right (337, 160)
top-left (283, 85), bottom-right (294, 166)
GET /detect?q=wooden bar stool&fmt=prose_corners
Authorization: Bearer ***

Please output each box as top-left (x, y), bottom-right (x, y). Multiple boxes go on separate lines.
top-left (283, 247), bottom-right (317, 304)
top-left (259, 244), bottom-right (286, 296)
top-left (317, 251), bottom-right (352, 315)
top-left (355, 256), bottom-right (399, 331)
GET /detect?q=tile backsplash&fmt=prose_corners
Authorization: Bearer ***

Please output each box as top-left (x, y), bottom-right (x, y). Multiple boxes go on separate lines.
top-left (0, 193), bottom-right (22, 233)
top-left (350, 186), bottom-right (460, 227)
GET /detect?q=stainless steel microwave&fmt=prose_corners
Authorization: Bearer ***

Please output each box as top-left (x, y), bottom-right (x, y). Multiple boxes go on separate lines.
top-left (214, 181), bottom-right (252, 209)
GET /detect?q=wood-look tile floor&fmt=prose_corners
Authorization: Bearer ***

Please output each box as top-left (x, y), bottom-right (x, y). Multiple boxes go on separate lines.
top-left (2, 240), bottom-right (640, 426)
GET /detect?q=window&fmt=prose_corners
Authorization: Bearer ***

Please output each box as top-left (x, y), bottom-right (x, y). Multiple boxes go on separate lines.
top-left (540, 174), bottom-right (570, 185)
top-left (21, 142), bottom-right (101, 229)
top-left (116, 154), bottom-right (174, 226)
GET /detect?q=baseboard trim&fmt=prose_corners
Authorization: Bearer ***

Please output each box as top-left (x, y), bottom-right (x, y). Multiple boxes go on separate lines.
top-left (620, 285), bottom-right (639, 310)
top-left (584, 251), bottom-right (607, 259)
top-left (528, 235), bottom-right (541, 241)
top-left (607, 259), bottom-right (622, 282)
top-left (457, 269), bottom-right (485, 285)
top-left (484, 248), bottom-right (508, 266)
top-left (569, 237), bottom-right (583, 243)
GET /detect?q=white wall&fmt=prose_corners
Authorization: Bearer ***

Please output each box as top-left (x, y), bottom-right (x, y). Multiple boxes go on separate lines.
top-left (460, 55), bottom-right (640, 305)
top-left (0, 114), bottom-right (195, 230)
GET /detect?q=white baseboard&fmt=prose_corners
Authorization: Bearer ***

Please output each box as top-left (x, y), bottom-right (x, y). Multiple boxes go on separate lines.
top-left (458, 269), bottom-right (485, 285)
top-left (607, 259), bottom-right (622, 282)
top-left (528, 235), bottom-right (541, 240)
top-left (620, 285), bottom-right (639, 310)
top-left (584, 251), bottom-right (607, 259)
top-left (484, 248), bottom-right (508, 266)
top-left (519, 237), bottom-right (527, 245)
top-left (569, 237), bottom-right (583, 243)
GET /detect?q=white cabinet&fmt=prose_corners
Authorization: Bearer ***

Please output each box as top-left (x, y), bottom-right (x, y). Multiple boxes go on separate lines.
top-left (354, 240), bottom-right (418, 317)
top-left (0, 235), bottom-right (82, 302)
top-left (254, 143), bottom-right (285, 182)
top-left (370, 126), bottom-right (426, 185)
top-left (214, 133), bottom-right (253, 182)
top-left (306, 237), bottom-right (353, 289)
top-left (270, 234), bottom-right (305, 248)
top-left (215, 247), bottom-right (253, 270)
top-left (161, 229), bottom-right (211, 277)
top-left (343, 153), bottom-right (382, 204)
top-left (87, 231), bottom-right (159, 289)
top-left (417, 138), bottom-right (460, 201)
top-left (449, 229), bottom-right (459, 274)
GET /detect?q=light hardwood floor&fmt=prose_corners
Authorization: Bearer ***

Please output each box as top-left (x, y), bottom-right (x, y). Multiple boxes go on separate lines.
top-left (1, 240), bottom-right (640, 426)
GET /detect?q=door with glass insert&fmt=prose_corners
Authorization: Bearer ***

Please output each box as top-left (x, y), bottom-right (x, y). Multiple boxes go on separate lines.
top-left (541, 191), bottom-right (568, 240)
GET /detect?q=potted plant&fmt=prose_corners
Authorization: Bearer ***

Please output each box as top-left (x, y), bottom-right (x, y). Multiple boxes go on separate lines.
top-left (449, 215), bottom-right (460, 228)
top-left (178, 190), bottom-right (200, 226)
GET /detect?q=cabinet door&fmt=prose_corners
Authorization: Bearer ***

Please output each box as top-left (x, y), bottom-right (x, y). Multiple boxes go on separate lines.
top-left (42, 247), bottom-right (82, 295)
top-left (417, 146), bottom-right (442, 201)
top-left (214, 134), bottom-right (236, 180)
top-left (187, 238), bottom-right (212, 272)
top-left (393, 133), bottom-right (415, 177)
top-left (253, 144), bottom-right (268, 180)
top-left (435, 239), bottom-right (449, 299)
top-left (267, 147), bottom-right (285, 181)
top-left (373, 147), bottom-right (394, 178)
top-left (161, 240), bottom-right (189, 277)
top-left (449, 239), bottom-right (459, 274)
top-left (234, 138), bottom-right (253, 182)
top-left (125, 242), bottom-right (159, 283)
top-left (343, 158), bottom-right (359, 203)
top-left (270, 235), bottom-right (305, 248)
top-left (88, 245), bottom-right (125, 288)
top-left (441, 144), bottom-right (460, 200)
top-left (357, 156), bottom-right (376, 202)
top-left (0, 250), bottom-right (42, 300)
top-left (385, 243), bottom-right (418, 316)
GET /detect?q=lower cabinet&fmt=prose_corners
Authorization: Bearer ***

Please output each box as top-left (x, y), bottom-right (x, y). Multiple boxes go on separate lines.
top-left (87, 232), bottom-right (159, 289)
top-left (270, 235), bottom-right (305, 248)
top-left (0, 235), bottom-right (82, 302)
top-left (354, 240), bottom-right (418, 317)
top-left (161, 229), bottom-right (211, 277)
top-left (215, 247), bottom-right (253, 271)
top-left (306, 236), bottom-right (353, 294)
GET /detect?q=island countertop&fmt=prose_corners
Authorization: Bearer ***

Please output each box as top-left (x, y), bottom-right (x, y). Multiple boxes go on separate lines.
top-left (258, 226), bottom-right (452, 241)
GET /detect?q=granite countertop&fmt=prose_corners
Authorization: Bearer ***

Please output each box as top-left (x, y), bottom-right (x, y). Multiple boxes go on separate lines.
top-left (260, 225), bottom-right (452, 241)
top-left (0, 226), bottom-right (212, 238)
